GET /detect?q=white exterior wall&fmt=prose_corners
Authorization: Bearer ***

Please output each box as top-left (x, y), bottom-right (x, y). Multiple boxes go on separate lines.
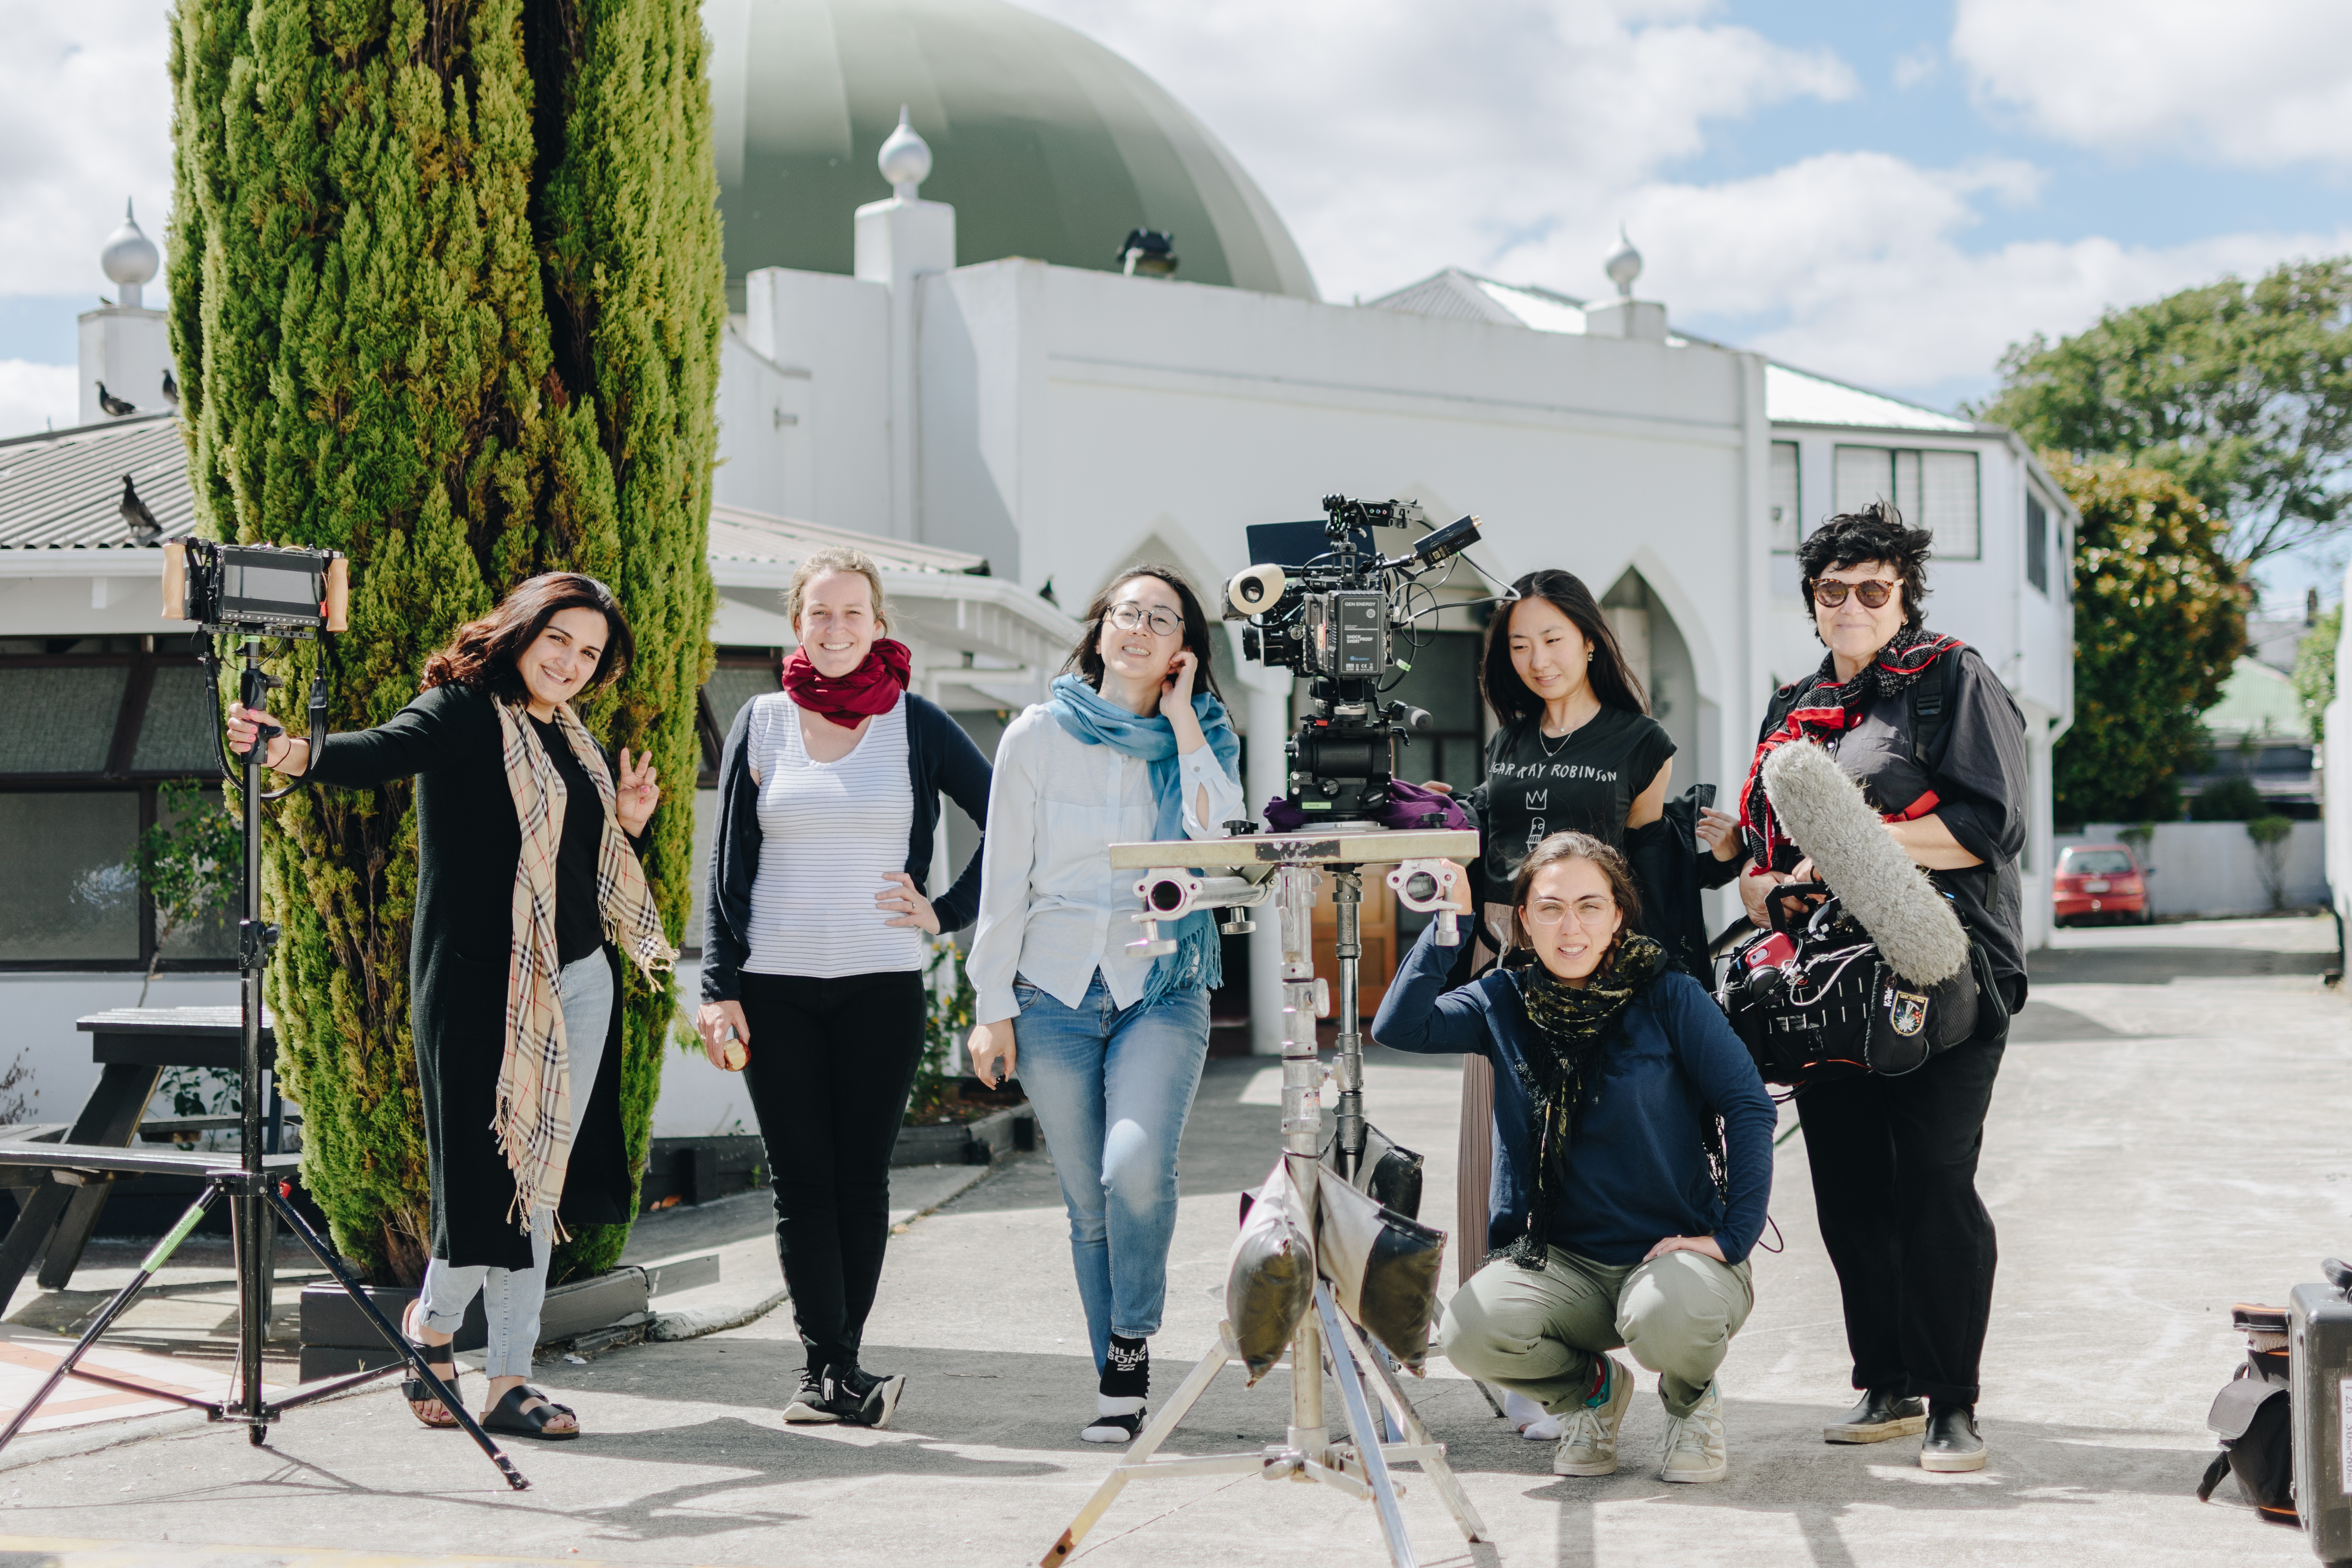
top-left (739, 267), bottom-right (891, 533)
top-left (914, 258), bottom-right (1773, 793)
top-left (2062, 822), bottom-right (2328, 918)
top-left (76, 306), bottom-right (173, 427)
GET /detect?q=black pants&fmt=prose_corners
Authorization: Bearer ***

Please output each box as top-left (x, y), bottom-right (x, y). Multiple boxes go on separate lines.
top-left (737, 969), bottom-right (928, 1372)
top-left (1795, 1034), bottom-right (2005, 1408)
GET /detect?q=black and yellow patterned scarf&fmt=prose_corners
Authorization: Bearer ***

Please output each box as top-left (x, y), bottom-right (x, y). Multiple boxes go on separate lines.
top-left (1506, 933), bottom-right (1665, 1268)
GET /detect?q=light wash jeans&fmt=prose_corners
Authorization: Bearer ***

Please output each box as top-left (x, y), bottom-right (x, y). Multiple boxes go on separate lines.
top-left (420, 951), bottom-right (612, 1378)
top-left (1013, 969), bottom-right (1210, 1372)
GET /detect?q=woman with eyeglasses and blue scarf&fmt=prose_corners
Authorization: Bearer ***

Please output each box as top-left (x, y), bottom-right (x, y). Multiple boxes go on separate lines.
top-left (965, 564), bottom-right (1243, 1446)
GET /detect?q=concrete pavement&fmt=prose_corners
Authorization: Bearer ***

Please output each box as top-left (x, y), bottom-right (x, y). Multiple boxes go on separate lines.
top-left (0, 915), bottom-right (2340, 1566)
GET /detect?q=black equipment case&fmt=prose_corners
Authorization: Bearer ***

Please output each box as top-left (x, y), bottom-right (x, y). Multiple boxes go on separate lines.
top-left (2289, 1259), bottom-right (2352, 1561)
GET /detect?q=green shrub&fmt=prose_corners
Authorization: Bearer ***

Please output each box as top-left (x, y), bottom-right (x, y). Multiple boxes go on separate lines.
top-left (2189, 776), bottom-right (2265, 821)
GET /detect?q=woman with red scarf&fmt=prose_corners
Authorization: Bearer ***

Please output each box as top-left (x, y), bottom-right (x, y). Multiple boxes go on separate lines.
top-left (697, 547), bottom-right (991, 1428)
top-left (1716, 502), bottom-right (2028, 1475)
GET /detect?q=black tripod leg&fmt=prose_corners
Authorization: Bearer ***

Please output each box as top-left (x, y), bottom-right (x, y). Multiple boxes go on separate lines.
top-left (264, 1190), bottom-right (529, 1492)
top-left (0, 1187), bottom-right (221, 1455)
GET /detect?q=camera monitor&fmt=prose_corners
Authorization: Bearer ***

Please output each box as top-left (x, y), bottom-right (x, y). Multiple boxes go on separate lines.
top-left (162, 540), bottom-right (348, 635)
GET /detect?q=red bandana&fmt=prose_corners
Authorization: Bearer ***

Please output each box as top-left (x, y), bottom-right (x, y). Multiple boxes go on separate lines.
top-left (1737, 632), bottom-right (1963, 870)
top-left (779, 638), bottom-right (912, 729)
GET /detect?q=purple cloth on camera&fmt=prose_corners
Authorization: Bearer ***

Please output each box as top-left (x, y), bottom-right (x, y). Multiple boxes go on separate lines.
top-left (1261, 778), bottom-right (1473, 835)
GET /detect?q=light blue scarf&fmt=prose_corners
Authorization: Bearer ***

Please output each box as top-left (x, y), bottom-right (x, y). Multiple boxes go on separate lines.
top-left (1046, 672), bottom-right (1242, 1005)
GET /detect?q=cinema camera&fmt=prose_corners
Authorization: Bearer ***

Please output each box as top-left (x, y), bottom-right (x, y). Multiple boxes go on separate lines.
top-left (1222, 495), bottom-right (1481, 822)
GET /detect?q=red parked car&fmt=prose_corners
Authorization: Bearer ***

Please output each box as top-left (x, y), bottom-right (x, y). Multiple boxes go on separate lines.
top-left (2053, 843), bottom-right (2152, 926)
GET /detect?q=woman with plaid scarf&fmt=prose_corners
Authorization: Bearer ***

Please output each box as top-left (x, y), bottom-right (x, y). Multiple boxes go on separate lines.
top-left (227, 573), bottom-right (674, 1442)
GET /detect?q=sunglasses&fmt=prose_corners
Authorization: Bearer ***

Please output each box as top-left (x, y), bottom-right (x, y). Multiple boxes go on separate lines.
top-left (1811, 578), bottom-right (1898, 610)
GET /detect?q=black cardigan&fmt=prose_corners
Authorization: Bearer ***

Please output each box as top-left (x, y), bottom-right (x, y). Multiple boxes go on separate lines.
top-left (306, 681), bottom-right (642, 1271)
top-left (701, 691), bottom-right (992, 1002)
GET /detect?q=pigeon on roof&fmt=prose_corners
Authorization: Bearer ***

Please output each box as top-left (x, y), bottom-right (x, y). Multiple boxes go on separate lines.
top-left (120, 475), bottom-right (162, 542)
top-left (160, 369), bottom-right (178, 407)
top-left (96, 382), bottom-right (136, 418)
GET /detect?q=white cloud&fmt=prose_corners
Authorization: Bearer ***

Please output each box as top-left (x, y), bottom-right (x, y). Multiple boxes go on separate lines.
top-left (1014, 0), bottom-right (1856, 300)
top-left (0, 0), bottom-right (174, 298)
top-left (0, 360), bottom-right (79, 441)
top-left (1953, 0), bottom-right (2352, 166)
top-left (1892, 47), bottom-right (1939, 90)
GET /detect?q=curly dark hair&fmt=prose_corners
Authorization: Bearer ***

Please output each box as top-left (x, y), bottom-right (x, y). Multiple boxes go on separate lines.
top-left (420, 573), bottom-right (635, 702)
top-left (1797, 501), bottom-right (1933, 638)
top-left (1062, 563), bottom-right (1224, 701)
top-left (1479, 569), bottom-right (1647, 725)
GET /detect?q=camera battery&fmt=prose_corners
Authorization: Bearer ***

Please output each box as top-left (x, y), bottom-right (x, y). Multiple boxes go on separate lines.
top-left (2289, 1274), bottom-right (2352, 1558)
top-left (1305, 591), bottom-right (1388, 679)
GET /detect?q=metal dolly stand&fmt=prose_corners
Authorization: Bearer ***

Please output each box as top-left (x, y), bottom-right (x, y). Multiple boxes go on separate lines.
top-left (1042, 828), bottom-right (1490, 1568)
top-left (0, 634), bottom-right (527, 1490)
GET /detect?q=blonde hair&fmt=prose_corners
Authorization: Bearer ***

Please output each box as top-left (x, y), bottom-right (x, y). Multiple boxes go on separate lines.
top-left (785, 547), bottom-right (889, 636)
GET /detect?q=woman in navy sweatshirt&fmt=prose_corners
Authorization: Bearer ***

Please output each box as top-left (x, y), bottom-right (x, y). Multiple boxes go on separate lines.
top-left (1371, 831), bottom-right (1774, 1485)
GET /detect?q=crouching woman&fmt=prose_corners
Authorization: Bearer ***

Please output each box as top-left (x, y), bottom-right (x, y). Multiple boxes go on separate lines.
top-left (1370, 832), bottom-right (1775, 1483)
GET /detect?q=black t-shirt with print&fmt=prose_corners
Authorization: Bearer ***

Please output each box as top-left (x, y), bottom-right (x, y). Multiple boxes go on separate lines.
top-left (530, 715), bottom-right (606, 967)
top-left (1475, 706), bottom-right (1675, 885)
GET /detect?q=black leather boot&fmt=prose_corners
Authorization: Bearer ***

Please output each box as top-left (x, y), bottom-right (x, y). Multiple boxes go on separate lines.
top-left (1920, 1405), bottom-right (1986, 1471)
top-left (1821, 1388), bottom-right (1926, 1443)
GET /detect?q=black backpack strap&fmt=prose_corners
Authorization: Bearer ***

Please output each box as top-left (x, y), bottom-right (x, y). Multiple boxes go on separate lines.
top-left (2196, 1448), bottom-right (2233, 1502)
top-left (1908, 648), bottom-right (1959, 771)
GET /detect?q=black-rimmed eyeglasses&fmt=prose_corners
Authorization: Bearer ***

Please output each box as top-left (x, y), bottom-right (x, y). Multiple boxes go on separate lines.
top-left (1107, 603), bottom-right (1183, 637)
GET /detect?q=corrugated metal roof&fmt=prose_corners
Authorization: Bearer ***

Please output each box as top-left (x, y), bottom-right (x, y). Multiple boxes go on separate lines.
top-left (0, 415), bottom-right (194, 550)
top-left (708, 504), bottom-right (988, 575)
top-left (1764, 363), bottom-right (1978, 434)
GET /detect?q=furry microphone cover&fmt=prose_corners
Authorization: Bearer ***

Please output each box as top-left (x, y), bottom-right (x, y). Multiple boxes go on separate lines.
top-left (1761, 741), bottom-right (1969, 985)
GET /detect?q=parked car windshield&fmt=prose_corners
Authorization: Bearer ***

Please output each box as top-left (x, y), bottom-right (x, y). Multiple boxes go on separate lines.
top-left (2064, 850), bottom-right (2134, 875)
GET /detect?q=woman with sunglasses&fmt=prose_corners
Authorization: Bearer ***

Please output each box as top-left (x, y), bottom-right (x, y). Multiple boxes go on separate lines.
top-left (964, 565), bottom-right (1242, 1445)
top-left (1722, 502), bottom-right (2028, 1473)
top-left (1373, 832), bottom-right (1775, 1485)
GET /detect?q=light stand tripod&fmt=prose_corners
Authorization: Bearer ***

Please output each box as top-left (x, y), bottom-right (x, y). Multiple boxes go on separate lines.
top-left (0, 636), bottom-right (527, 1489)
top-left (1042, 828), bottom-right (1488, 1568)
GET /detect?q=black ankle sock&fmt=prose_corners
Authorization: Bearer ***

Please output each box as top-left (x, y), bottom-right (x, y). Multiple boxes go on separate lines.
top-left (1101, 1334), bottom-right (1149, 1400)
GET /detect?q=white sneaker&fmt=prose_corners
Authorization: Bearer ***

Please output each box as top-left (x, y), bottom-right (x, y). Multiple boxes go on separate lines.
top-left (1505, 1389), bottom-right (1563, 1441)
top-left (1551, 1355), bottom-right (1633, 1476)
top-left (1659, 1381), bottom-right (1728, 1483)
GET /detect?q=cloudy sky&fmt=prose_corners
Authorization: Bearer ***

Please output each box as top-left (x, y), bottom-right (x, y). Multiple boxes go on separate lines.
top-left (4, 0), bottom-right (2349, 580)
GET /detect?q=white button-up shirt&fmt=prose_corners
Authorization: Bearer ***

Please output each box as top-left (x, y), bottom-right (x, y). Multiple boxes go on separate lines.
top-left (968, 703), bottom-right (1245, 1024)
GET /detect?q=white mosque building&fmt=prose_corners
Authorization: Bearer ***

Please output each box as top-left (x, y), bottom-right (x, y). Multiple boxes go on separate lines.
top-left (0, 0), bottom-right (2074, 1131)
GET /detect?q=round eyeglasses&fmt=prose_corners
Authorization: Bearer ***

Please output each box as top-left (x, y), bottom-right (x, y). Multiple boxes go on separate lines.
top-left (1107, 602), bottom-right (1183, 638)
top-left (1811, 578), bottom-right (1897, 610)
top-left (1523, 896), bottom-right (1617, 929)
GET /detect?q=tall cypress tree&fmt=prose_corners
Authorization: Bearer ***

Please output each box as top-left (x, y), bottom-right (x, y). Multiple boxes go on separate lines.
top-left (167, 0), bottom-right (720, 1282)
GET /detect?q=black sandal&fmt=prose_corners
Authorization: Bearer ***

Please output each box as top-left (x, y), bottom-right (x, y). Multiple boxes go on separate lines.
top-left (398, 1301), bottom-right (461, 1430)
top-left (482, 1382), bottom-right (580, 1440)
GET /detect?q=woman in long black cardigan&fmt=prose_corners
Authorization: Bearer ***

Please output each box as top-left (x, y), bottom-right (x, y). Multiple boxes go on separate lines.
top-left (227, 573), bottom-right (671, 1440)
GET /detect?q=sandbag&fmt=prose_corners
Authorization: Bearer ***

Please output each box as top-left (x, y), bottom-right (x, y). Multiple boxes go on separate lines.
top-left (1315, 1165), bottom-right (1445, 1373)
top-left (1320, 1121), bottom-right (1425, 1221)
top-left (1226, 1158), bottom-right (1315, 1385)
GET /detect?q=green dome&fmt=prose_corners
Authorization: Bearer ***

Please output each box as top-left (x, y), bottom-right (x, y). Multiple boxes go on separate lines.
top-left (705, 0), bottom-right (1320, 302)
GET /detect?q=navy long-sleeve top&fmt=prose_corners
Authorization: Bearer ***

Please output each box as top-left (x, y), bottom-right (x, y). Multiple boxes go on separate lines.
top-left (1372, 921), bottom-right (1778, 1265)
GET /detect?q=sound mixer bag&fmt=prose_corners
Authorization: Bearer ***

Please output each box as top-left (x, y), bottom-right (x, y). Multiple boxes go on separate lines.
top-left (1716, 883), bottom-right (1993, 1085)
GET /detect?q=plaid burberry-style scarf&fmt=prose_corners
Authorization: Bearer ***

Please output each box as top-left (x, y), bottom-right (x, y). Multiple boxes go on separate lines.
top-left (494, 698), bottom-right (676, 1234)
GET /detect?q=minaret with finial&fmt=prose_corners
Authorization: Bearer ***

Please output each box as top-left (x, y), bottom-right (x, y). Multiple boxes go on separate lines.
top-left (1586, 223), bottom-right (1668, 342)
top-left (79, 200), bottom-right (177, 426)
top-left (854, 107), bottom-right (956, 542)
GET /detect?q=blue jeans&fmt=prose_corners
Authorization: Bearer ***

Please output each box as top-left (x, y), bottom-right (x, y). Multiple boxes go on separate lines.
top-left (421, 950), bottom-right (612, 1378)
top-left (1013, 970), bottom-right (1211, 1372)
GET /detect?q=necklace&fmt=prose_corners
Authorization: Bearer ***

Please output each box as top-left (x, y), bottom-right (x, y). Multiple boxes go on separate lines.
top-left (1537, 707), bottom-right (1594, 756)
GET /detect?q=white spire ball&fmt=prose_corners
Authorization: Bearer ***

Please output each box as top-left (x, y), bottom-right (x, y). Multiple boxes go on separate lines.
top-left (1604, 224), bottom-right (1642, 300)
top-left (877, 106), bottom-right (932, 201)
top-left (101, 199), bottom-right (160, 290)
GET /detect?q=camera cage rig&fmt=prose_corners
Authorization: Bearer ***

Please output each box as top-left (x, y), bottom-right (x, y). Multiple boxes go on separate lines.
top-left (1222, 495), bottom-right (1485, 823)
top-left (1043, 827), bottom-right (1490, 1568)
top-left (0, 547), bottom-right (530, 1488)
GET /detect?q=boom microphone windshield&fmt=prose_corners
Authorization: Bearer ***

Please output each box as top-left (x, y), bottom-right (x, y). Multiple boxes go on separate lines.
top-left (1761, 739), bottom-right (1969, 985)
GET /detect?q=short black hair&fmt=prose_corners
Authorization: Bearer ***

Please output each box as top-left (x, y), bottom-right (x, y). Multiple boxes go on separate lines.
top-left (1062, 563), bottom-right (1224, 701)
top-left (1797, 501), bottom-right (1933, 636)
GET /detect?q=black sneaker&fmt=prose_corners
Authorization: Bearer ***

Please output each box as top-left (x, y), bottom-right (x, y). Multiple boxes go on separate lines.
top-left (1080, 1403), bottom-right (1147, 1444)
top-left (839, 1365), bottom-right (907, 1430)
top-left (783, 1366), bottom-right (846, 1424)
top-left (1920, 1405), bottom-right (1986, 1472)
top-left (1822, 1388), bottom-right (1926, 1444)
